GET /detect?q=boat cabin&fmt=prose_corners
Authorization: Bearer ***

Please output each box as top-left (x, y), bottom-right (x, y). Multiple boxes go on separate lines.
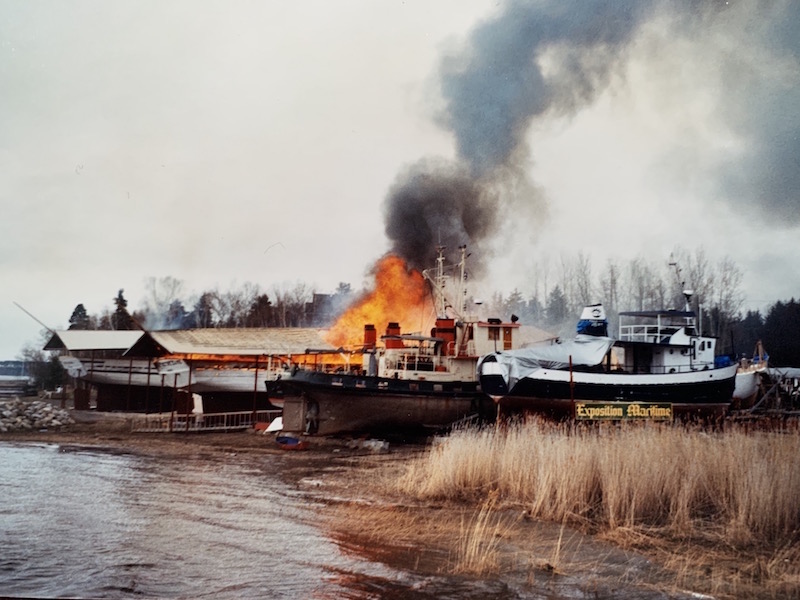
top-left (616, 310), bottom-right (717, 374)
top-left (362, 318), bottom-right (520, 382)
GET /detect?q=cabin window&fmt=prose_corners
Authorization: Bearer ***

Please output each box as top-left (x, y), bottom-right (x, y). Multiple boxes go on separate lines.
top-left (488, 328), bottom-right (499, 341)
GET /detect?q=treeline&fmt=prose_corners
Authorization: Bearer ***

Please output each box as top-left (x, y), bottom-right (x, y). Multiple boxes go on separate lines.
top-left (55, 248), bottom-right (800, 367)
top-left (65, 278), bottom-right (355, 332)
top-left (480, 248), bottom-right (800, 366)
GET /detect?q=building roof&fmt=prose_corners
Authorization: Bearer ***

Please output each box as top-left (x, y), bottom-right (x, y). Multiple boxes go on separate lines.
top-left (517, 325), bottom-right (559, 347)
top-left (43, 330), bottom-right (145, 352)
top-left (124, 328), bottom-right (337, 358)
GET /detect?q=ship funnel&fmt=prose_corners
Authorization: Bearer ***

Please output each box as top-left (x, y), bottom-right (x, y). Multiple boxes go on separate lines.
top-left (384, 322), bottom-right (405, 349)
top-left (577, 304), bottom-right (608, 337)
top-left (363, 324), bottom-right (377, 350)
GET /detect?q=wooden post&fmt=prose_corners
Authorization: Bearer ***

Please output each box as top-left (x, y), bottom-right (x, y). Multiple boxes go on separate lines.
top-left (145, 358), bottom-right (152, 414)
top-left (185, 359), bottom-right (192, 432)
top-left (251, 355), bottom-right (260, 427)
top-left (569, 355), bottom-right (575, 419)
top-left (169, 372), bottom-right (177, 433)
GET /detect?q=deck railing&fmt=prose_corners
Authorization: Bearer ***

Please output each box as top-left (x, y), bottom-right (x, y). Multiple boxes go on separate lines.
top-left (131, 409), bottom-right (281, 433)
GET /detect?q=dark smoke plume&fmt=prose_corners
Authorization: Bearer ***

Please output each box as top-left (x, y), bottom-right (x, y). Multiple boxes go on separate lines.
top-left (384, 1), bottom-right (656, 271)
top-left (384, 0), bottom-right (800, 271)
top-left (383, 158), bottom-right (497, 274)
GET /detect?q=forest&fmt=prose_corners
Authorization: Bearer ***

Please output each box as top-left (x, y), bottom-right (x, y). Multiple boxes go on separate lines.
top-left (27, 248), bottom-right (800, 372)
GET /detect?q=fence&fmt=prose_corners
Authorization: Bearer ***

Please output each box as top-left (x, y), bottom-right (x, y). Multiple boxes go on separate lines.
top-left (131, 409), bottom-right (281, 433)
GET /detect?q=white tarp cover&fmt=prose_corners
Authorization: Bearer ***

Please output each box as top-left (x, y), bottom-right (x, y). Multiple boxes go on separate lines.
top-left (489, 335), bottom-right (616, 391)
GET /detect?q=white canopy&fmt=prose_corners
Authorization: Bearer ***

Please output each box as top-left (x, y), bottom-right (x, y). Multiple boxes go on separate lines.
top-left (483, 335), bottom-right (615, 392)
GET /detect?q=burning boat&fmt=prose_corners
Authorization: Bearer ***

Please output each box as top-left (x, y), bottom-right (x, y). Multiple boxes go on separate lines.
top-left (279, 247), bottom-right (522, 435)
top-left (478, 298), bottom-right (738, 421)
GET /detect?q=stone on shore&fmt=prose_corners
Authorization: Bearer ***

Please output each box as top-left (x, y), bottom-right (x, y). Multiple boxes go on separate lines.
top-left (0, 398), bottom-right (75, 432)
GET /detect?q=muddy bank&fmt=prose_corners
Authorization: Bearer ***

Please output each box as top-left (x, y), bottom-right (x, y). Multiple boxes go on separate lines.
top-left (2, 406), bottom-right (793, 599)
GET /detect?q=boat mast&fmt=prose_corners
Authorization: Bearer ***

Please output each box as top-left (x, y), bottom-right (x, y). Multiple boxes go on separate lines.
top-left (668, 256), bottom-right (697, 333)
top-left (423, 245), bottom-right (470, 320)
top-left (435, 245), bottom-right (448, 318)
top-left (458, 245), bottom-right (469, 316)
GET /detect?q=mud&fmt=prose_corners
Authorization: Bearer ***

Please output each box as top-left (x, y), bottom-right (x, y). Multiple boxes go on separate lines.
top-left (2, 405), bottom-right (792, 599)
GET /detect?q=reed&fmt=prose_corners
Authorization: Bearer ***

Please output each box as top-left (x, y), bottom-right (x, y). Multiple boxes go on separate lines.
top-left (398, 420), bottom-right (800, 547)
top-left (451, 494), bottom-right (511, 575)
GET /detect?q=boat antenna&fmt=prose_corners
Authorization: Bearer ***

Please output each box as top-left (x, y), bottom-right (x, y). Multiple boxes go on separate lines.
top-left (668, 256), bottom-right (693, 312)
top-left (13, 301), bottom-right (55, 334)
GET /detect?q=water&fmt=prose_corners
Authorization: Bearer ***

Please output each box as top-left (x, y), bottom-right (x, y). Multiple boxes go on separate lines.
top-left (0, 441), bottom-right (692, 599)
top-left (0, 442), bottom-right (405, 599)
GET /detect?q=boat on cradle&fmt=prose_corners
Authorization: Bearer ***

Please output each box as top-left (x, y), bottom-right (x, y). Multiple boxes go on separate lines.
top-left (278, 246), bottom-right (522, 436)
top-left (732, 341), bottom-right (769, 409)
top-left (478, 301), bottom-right (738, 421)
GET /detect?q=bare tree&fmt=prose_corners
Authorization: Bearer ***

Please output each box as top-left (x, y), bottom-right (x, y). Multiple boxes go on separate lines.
top-left (572, 251), bottom-right (594, 309)
top-left (624, 256), bottom-right (656, 311)
top-left (142, 276), bottom-right (184, 329)
top-left (598, 258), bottom-right (620, 314)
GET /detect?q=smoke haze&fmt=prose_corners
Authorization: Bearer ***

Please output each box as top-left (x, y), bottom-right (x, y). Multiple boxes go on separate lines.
top-left (384, 0), bottom-right (800, 277)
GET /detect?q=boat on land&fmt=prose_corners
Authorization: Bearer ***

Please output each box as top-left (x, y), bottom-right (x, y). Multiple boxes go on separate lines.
top-left (732, 341), bottom-right (769, 409)
top-left (278, 246), bottom-right (522, 436)
top-left (478, 299), bottom-right (738, 420)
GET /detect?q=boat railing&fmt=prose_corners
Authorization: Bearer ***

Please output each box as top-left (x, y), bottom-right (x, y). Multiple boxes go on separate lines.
top-left (619, 324), bottom-right (682, 344)
top-left (130, 409), bottom-right (281, 433)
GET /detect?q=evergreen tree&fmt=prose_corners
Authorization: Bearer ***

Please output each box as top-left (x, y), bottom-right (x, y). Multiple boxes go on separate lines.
top-left (68, 304), bottom-right (90, 330)
top-left (245, 294), bottom-right (273, 327)
top-left (111, 289), bottom-right (135, 330)
top-left (763, 299), bottom-right (800, 366)
top-left (546, 285), bottom-right (568, 326)
top-left (729, 310), bottom-right (764, 359)
top-left (187, 293), bottom-right (215, 328)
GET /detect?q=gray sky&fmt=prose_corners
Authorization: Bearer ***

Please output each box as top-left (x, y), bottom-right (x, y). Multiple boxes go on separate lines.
top-left (2, 0), bottom-right (798, 359)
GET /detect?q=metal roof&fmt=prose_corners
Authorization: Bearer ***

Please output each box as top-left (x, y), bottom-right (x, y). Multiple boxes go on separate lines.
top-left (43, 330), bottom-right (144, 352)
top-left (124, 328), bottom-right (337, 358)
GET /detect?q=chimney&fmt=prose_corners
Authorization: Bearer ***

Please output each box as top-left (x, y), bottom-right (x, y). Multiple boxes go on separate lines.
top-left (384, 322), bottom-right (405, 349)
top-left (363, 324), bottom-right (377, 350)
top-left (433, 318), bottom-right (456, 356)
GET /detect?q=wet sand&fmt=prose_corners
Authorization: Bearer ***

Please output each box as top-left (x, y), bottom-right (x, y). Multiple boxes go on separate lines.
top-left (1, 407), bottom-right (790, 599)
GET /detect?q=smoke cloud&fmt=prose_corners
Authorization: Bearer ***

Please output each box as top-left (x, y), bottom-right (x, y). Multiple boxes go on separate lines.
top-left (384, 0), bottom-right (800, 273)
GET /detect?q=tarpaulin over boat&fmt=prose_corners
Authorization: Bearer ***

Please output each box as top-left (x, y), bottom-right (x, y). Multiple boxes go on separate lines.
top-left (484, 335), bottom-right (615, 391)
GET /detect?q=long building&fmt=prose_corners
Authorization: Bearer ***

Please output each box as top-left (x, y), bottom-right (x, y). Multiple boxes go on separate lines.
top-left (44, 328), bottom-right (335, 412)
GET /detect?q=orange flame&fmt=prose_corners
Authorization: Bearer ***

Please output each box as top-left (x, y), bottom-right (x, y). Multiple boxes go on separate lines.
top-left (325, 255), bottom-right (433, 348)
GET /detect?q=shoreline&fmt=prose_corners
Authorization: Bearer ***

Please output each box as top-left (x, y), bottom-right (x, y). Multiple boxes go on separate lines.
top-left (2, 407), bottom-right (797, 599)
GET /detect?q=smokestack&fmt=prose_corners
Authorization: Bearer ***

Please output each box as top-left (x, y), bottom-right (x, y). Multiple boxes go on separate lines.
top-left (384, 322), bottom-right (405, 349)
top-left (432, 318), bottom-right (457, 356)
top-left (363, 324), bottom-right (377, 350)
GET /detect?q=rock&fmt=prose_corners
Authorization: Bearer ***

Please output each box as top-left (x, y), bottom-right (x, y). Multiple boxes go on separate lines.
top-left (0, 398), bottom-right (74, 431)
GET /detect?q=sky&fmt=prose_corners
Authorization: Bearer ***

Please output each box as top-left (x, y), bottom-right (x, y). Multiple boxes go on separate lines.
top-left (1, 0), bottom-right (799, 360)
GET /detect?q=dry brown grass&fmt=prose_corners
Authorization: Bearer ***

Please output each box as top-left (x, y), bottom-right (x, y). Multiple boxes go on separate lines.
top-left (399, 420), bottom-right (800, 543)
top-left (395, 419), bottom-right (800, 597)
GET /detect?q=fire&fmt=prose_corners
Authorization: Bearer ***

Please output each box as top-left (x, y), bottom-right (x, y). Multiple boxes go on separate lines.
top-left (325, 255), bottom-right (433, 348)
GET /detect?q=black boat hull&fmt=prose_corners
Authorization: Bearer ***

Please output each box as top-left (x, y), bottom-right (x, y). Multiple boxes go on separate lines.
top-left (483, 364), bottom-right (738, 420)
top-left (281, 370), bottom-right (488, 435)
